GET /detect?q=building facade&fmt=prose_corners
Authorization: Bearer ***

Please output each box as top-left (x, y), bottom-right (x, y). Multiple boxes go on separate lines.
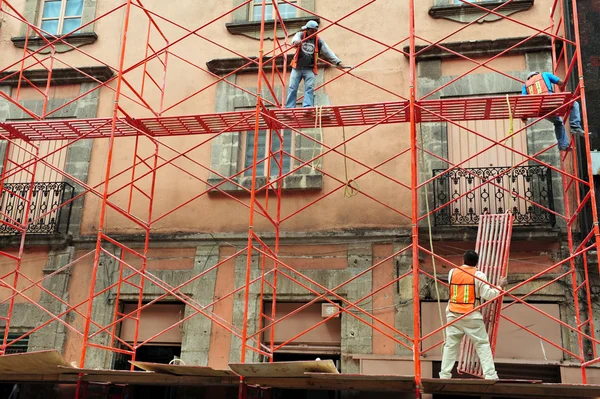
top-left (0, 0), bottom-right (598, 398)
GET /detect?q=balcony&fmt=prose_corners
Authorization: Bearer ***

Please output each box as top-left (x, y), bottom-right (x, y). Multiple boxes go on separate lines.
top-left (432, 166), bottom-right (555, 227)
top-left (0, 182), bottom-right (74, 236)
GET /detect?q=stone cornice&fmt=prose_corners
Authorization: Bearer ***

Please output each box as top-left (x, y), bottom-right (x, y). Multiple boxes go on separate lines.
top-left (11, 32), bottom-right (98, 54)
top-left (225, 16), bottom-right (320, 40)
top-left (0, 66), bottom-right (113, 87)
top-left (207, 54), bottom-right (330, 75)
top-left (403, 36), bottom-right (551, 62)
top-left (429, 0), bottom-right (534, 23)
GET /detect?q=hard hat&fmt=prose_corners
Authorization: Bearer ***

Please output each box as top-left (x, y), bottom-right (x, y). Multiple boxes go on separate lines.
top-left (302, 20), bottom-right (319, 30)
top-left (527, 71), bottom-right (540, 80)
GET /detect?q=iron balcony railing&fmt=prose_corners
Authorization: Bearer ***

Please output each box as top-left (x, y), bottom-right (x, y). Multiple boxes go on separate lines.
top-left (432, 166), bottom-right (555, 227)
top-left (0, 182), bottom-right (75, 236)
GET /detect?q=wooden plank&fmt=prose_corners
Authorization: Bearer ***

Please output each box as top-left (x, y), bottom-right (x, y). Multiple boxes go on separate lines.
top-left (306, 372), bottom-right (414, 382)
top-left (229, 360), bottom-right (339, 378)
top-left (246, 375), bottom-right (415, 392)
top-left (58, 366), bottom-right (152, 377)
top-left (0, 350), bottom-right (69, 374)
top-left (0, 373), bottom-right (71, 383)
top-left (421, 378), bottom-right (600, 398)
top-left (78, 373), bottom-right (236, 387)
top-left (0, 371), bottom-right (237, 387)
top-left (129, 361), bottom-right (237, 377)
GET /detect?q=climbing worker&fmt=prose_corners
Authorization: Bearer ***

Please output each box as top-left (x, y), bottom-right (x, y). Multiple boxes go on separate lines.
top-left (521, 71), bottom-right (585, 151)
top-left (285, 20), bottom-right (345, 109)
top-left (439, 250), bottom-right (507, 380)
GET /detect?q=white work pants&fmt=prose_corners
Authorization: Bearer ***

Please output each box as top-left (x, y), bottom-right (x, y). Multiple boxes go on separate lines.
top-left (439, 317), bottom-right (499, 380)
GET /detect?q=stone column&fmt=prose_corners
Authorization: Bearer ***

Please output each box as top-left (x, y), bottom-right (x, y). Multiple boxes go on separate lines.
top-left (229, 250), bottom-right (261, 364)
top-left (0, 86), bottom-right (10, 176)
top-left (63, 83), bottom-right (98, 237)
top-left (524, 52), bottom-right (565, 228)
top-left (29, 247), bottom-right (74, 352)
top-left (395, 243), bottom-right (416, 357)
top-left (341, 242), bottom-right (373, 374)
top-left (84, 243), bottom-right (121, 369)
top-left (180, 245), bottom-right (220, 365)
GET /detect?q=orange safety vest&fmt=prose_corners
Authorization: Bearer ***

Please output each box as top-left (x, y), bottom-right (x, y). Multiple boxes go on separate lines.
top-left (290, 31), bottom-right (320, 74)
top-left (448, 265), bottom-right (479, 314)
top-left (525, 74), bottom-right (550, 95)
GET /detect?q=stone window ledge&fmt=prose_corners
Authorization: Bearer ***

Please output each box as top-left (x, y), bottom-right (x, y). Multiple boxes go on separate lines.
top-left (207, 54), bottom-right (330, 75)
top-left (226, 16), bottom-right (319, 40)
top-left (402, 36), bottom-right (550, 62)
top-left (0, 66), bottom-right (113, 87)
top-left (429, 0), bottom-right (534, 23)
top-left (208, 174), bottom-right (323, 194)
top-left (11, 32), bottom-right (98, 53)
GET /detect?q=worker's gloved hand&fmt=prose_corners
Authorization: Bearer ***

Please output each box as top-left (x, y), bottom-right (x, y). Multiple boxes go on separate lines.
top-left (498, 277), bottom-right (508, 289)
top-left (337, 62), bottom-right (354, 70)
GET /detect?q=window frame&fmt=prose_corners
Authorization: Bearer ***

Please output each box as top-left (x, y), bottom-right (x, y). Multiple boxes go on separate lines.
top-left (12, 0), bottom-right (98, 53)
top-left (249, 0), bottom-right (298, 22)
top-left (207, 77), bottom-right (323, 193)
top-left (241, 127), bottom-right (294, 178)
top-left (2, 332), bottom-right (29, 354)
top-left (39, 0), bottom-right (84, 36)
top-left (429, 0), bottom-right (533, 23)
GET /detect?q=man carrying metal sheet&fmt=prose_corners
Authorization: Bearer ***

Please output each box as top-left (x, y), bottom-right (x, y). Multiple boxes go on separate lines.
top-left (439, 250), bottom-right (507, 380)
top-left (521, 71), bottom-right (585, 151)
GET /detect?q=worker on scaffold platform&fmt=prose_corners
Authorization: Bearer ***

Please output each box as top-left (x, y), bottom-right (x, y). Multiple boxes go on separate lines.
top-left (522, 71), bottom-right (585, 151)
top-left (285, 20), bottom-right (345, 109)
top-left (439, 250), bottom-right (507, 380)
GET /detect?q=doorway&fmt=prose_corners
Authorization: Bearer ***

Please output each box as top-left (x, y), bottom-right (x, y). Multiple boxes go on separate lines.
top-left (271, 352), bottom-right (341, 399)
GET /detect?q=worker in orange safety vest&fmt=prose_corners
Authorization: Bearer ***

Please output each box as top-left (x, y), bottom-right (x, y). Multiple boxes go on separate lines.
top-left (521, 71), bottom-right (585, 151)
top-left (285, 20), bottom-right (345, 108)
top-left (439, 250), bottom-right (507, 380)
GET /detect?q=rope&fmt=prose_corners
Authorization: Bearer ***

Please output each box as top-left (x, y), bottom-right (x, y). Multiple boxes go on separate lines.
top-left (311, 106), bottom-right (324, 170)
top-left (418, 123), bottom-right (445, 340)
top-left (504, 94), bottom-right (515, 168)
top-left (342, 126), bottom-right (358, 198)
top-left (311, 106), bottom-right (358, 197)
top-left (169, 356), bottom-right (185, 365)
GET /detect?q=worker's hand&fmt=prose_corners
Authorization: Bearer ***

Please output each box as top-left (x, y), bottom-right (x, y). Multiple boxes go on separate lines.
top-left (521, 118), bottom-right (528, 124)
top-left (498, 277), bottom-right (508, 289)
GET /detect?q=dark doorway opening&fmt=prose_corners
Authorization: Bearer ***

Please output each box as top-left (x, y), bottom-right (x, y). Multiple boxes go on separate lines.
top-left (271, 352), bottom-right (340, 399)
top-left (114, 345), bottom-right (181, 399)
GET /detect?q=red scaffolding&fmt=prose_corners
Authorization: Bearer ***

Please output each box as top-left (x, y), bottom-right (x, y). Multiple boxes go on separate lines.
top-left (0, 0), bottom-right (599, 398)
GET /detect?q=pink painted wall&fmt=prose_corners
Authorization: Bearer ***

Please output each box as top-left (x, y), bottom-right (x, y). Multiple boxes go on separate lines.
top-left (207, 245), bottom-right (236, 369)
top-left (0, 248), bottom-right (48, 304)
top-left (0, 0), bottom-right (553, 236)
top-left (372, 244), bottom-right (396, 355)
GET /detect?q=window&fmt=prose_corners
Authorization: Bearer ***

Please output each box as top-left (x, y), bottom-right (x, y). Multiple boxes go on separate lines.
top-left (263, 302), bottom-right (341, 351)
top-left (40, 0), bottom-right (83, 35)
top-left (1, 333), bottom-right (29, 354)
top-left (430, 0), bottom-right (531, 23)
top-left (251, 0), bottom-right (297, 21)
top-left (244, 129), bottom-right (293, 177)
top-left (208, 79), bottom-right (324, 193)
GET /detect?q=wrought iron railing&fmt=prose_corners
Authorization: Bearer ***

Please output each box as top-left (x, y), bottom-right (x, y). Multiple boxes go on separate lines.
top-left (432, 166), bottom-right (555, 227)
top-left (0, 182), bottom-right (74, 235)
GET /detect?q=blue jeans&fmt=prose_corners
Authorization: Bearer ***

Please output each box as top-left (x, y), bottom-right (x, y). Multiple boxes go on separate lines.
top-left (285, 68), bottom-right (315, 108)
top-left (545, 101), bottom-right (582, 150)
